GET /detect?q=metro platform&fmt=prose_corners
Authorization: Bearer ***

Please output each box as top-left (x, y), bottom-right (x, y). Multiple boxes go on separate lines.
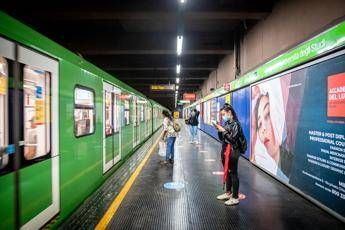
top-left (61, 122), bottom-right (345, 230)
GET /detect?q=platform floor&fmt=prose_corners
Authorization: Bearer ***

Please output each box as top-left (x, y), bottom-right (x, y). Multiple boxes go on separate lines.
top-left (107, 123), bottom-right (344, 230)
top-left (62, 122), bottom-right (344, 230)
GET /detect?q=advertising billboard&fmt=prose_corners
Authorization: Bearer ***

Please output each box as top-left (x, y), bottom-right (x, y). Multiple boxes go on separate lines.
top-left (232, 87), bottom-right (251, 159)
top-left (250, 51), bottom-right (345, 218)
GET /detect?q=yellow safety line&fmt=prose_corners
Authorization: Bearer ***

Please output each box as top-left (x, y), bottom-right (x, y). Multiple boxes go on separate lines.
top-left (95, 132), bottom-right (163, 230)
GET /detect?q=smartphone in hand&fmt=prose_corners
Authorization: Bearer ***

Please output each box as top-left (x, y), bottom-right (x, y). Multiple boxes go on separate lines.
top-left (211, 120), bottom-right (218, 127)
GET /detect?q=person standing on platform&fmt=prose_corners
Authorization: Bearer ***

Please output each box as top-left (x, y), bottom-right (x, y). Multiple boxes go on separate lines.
top-left (162, 110), bottom-right (177, 165)
top-left (212, 103), bottom-right (243, 206)
top-left (188, 109), bottom-right (200, 144)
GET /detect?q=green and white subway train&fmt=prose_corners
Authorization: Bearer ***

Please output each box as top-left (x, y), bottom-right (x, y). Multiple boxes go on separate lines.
top-left (0, 11), bottom-right (167, 229)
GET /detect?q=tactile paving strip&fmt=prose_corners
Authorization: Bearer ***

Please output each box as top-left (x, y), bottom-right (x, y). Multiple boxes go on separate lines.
top-left (59, 129), bottom-right (163, 229)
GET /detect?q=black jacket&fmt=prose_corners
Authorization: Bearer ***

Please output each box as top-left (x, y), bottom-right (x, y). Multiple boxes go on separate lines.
top-left (189, 111), bottom-right (199, 126)
top-left (218, 120), bottom-right (241, 153)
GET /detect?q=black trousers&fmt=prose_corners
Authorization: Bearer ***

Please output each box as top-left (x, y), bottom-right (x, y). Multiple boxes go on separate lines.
top-left (221, 145), bottom-right (240, 199)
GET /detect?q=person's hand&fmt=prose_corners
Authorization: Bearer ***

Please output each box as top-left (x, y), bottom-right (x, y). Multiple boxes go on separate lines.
top-left (217, 126), bottom-right (225, 132)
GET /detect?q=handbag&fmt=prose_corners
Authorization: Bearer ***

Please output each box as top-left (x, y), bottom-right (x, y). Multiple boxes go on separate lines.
top-left (158, 141), bottom-right (166, 157)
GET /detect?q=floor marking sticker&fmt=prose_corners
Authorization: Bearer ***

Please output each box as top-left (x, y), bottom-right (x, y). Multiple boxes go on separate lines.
top-left (204, 159), bottom-right (216, 162)
top-left (163, 182), bottom-right (185, 190)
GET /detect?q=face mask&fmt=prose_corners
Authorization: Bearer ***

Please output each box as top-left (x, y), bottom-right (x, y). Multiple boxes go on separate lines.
top-left (222, 115), bottom-right (229, 122)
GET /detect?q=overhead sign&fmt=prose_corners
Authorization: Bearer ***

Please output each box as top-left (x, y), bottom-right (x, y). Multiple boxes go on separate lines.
top-left (150, 84), bottom-right (175, 91)
top-left (178, 100), bottom-right (190, 104)
top-left (183, 93), bottom-right (196, 101)
top-left (230, 20), bottom-right (345, 91)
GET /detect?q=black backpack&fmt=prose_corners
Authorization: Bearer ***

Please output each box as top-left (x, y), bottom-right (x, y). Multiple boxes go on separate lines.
top-left (238, 126), bottom-right (247, 154)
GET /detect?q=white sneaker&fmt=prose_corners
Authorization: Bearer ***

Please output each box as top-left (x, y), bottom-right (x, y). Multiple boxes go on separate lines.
top-left (224, 198), bottom-right (239, 206)
top-left (216, 193), bottom-right (231, 200)
top-left (194, 141), bottom-right (199, 144)
top-left (189, 141), bottom-right (194, 144)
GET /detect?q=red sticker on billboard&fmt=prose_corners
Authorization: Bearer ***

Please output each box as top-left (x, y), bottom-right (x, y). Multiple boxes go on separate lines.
top-left (327, 72), bottom-right (345, 117)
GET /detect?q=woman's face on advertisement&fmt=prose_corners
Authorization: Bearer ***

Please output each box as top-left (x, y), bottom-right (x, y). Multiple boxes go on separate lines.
top-left (257, 95), bottom-right (279, 158)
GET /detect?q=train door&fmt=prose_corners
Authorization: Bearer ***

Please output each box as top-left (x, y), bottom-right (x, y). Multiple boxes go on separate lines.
top-left (137, 100), bottom-right (141, 142)
top-left (0, 37), bottom-right (14, 230)
top-left (19, 45), bottom-right (60, 230)
top-left (138, 100), bottom-right (145, 141)
top-left (152, 107), bottom-right (155, 130)
top-left (149, 106), bottom-right (152, 135)
top-left (143, 104), bottom-right (147, 137)
top-left (145, 104), bottom-right (150, 137)
top-left (103, 82), bottom-right (121, 173)
top-left (132, 96), bottom-right (139, 147)
top-left (0, 38), bottom-right (60, 229)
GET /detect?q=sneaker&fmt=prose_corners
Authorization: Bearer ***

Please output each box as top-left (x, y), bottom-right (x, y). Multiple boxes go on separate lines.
top-left (189, 141), bottom-right (194, 144)
top-left (194, 141), bottom-right (199, 144)
top-left (169, 159), bottom-right (174, 164)
top-left (216, 193), bottom-right (232, 200)
top-left (224, 198), bottom-right (239, 206)
top-left (160, 160), bottom-right (168, 165)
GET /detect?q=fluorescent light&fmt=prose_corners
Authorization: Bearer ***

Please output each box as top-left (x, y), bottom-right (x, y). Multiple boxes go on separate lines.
top-left (177, 36), bottom-right (183, 56)
top-left (176, 78), bottom-right (180, 84)
top-left (180, 0), bottom-right (185, 3)
top-left (176, 64), bottom-right (181, 74)
top-left (175, 90), bottom-right (178, 94)
top-left (176, 85), bottom-right (179, 90)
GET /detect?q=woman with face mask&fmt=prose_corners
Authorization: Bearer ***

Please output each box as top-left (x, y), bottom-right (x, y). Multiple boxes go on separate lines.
top-left (213, 103), bottom-right (243, 206)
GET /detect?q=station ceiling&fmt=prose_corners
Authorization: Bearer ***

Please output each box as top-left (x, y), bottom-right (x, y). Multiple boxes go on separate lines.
top-left (1, 0), bottom-right (276, 109)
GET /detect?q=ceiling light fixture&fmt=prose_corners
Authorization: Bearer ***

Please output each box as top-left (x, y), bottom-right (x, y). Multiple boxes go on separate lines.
top-left (176, 64), bottom-right (181, 74)
top-left (176, 85), bottom-right (179, 90)
top-left (176, 78), bottom-right (180, 84)
top-left (177, 35), bottom-right (183, 56)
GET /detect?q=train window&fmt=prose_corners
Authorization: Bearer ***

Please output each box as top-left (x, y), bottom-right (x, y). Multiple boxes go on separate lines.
top-left (147, 107), bottom-right (150, 121)
top-left (105, 91), bottom-right (113, 136)
top-left (113, 94), bottom-right (120, 132)
top-left (140, 104), bottom-right (144, 122)
top-left (133, 98), bottom-right (138, 127)
top-left (145, 105), bottom-right (150, 121)
top-left (0, 57), bottom-right (8, 170)
top-left (23, 66), bottom-right (51, 160)
top-left (124, 99), bottom-right (130, 126)
top-left (74, 86), bottom-right (95, 137)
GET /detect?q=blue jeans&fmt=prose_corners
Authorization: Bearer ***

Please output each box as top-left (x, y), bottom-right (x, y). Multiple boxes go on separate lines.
top-left (166, 137), bottom-right (176, 161)
top-left (190, 125), bottom-right (198, 141)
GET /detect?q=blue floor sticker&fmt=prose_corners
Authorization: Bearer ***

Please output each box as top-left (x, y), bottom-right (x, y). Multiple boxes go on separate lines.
top-left (164, 182), bottom-right (185, 190)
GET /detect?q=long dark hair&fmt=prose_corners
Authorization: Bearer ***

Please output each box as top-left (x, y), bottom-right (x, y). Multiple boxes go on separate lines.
top-left (221, 103), bottom-right (239, 121)
top-left (162, 110), bottom-right (173, 121)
